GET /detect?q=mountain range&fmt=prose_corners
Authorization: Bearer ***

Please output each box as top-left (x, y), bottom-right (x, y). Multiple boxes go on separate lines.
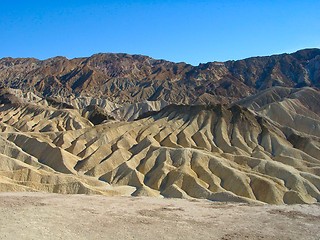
top-left (0, 48), bottom-right (319, 204)
top-left (1, 48), bottom-right (319, 104)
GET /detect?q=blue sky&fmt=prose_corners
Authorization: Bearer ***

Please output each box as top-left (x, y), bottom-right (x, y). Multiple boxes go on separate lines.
top-left (0, 0), bottom-right (319, 65)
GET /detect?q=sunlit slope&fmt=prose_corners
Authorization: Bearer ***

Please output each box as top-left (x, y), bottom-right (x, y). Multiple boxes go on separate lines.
top-left (237, 87), bottom-right (320, 137)
top-left (1, 103), bottom-right (319, 204)
top-left (0, 103), bottom-right (93, 132)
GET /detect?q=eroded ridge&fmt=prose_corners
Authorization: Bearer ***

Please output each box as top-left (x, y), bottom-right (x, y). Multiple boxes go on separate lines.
top-left (1, 99), bottom-right (319, 204)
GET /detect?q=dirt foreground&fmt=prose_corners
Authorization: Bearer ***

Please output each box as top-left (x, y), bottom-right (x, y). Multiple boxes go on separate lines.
top-left (0, 192), bottom-right (319, 240)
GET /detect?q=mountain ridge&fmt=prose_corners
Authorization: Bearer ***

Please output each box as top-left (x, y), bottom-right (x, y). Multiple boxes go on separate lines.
top-left (1, 94), bottom-right (320, 204)
top-left (1, 48), bottom-right (319, 104)
top-left (2, 48), bottom-right (319, 66)
top-left (0, 49), bottom-right (320, 204)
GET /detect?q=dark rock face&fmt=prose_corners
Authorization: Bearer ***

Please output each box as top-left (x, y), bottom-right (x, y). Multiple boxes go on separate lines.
top-left (83, 105), bottom-right (115, 125)
top-left (0, 88), bottom-right (22, 105)
top-left (45, 97), bottom-right (74, 109)
top-left (0, 48), bottom-right (319, 104)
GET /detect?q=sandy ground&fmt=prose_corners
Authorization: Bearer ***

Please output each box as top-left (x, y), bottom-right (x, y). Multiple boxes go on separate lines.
top-left (0, 192), bottom-right (319, 240)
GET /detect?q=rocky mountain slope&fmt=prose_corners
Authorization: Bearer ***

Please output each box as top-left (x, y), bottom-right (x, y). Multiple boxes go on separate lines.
top-left (0, 48), bottom-right (319, 104)
top-left (0, 49), bottom-right (320, 204)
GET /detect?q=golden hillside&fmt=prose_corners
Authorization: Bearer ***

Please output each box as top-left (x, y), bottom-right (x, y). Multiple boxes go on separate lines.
top-left (1, 89), bottom-right (319, 204)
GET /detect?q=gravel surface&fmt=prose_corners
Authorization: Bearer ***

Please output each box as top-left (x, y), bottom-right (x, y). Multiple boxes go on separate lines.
top-left (0, 192), bottom-right (319, 240)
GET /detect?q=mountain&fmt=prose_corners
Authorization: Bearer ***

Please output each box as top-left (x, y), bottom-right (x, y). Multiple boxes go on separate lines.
top-left (0, 49), bottom-right (320, 204)
top-left (1, 90), bottom-right (320, 204)
top-left (0, 48), bottom-right (319, 104)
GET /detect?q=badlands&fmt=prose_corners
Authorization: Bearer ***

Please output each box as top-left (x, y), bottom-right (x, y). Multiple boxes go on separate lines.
top-left (0, 87), bottom-right (320, 204)
top-left (0, 49), bottom-right (320, 239)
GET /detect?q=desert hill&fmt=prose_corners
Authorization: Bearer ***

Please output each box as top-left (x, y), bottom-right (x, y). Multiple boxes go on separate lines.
top-left (0, 89), bottom-right (320, 204)
top-left (0, 49), bottom-right (320, 204)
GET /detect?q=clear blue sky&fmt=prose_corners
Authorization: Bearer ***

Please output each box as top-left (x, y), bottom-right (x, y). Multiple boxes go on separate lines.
top-left (0, 0), bottom-right (319, 65)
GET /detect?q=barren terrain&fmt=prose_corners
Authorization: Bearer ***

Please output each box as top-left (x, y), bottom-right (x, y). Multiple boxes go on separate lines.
top-left (0, 192), bottom-right (319, 240)
top-left (0, 87), bottom-right (320, 204)
top-left (0, 49), bottom-right (320, 239)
